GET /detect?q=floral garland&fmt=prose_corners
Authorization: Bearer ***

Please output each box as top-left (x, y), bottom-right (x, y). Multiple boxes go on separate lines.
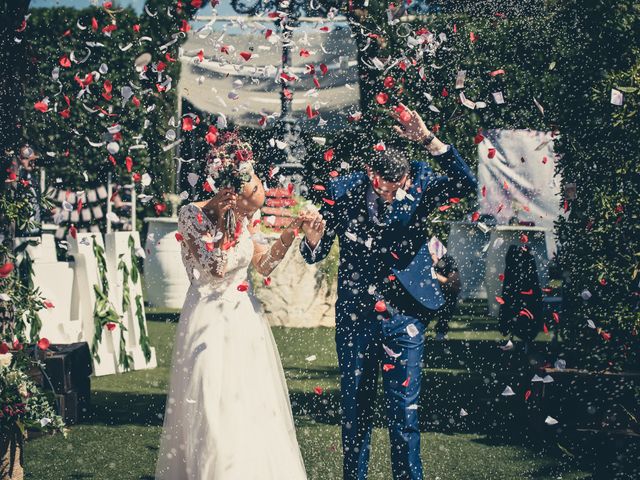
top-left (91, 237), bottom-right (131, 371)
top-left (0, 354), bottom-right (65, 439)
top-left (205, 131), bottom-right (255, 193)
top-left (117, 235), bottom-right (152, 363)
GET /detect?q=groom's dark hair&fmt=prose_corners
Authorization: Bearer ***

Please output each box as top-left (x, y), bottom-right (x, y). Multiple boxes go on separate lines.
top-left (368, 147), bottom-right (410, 182)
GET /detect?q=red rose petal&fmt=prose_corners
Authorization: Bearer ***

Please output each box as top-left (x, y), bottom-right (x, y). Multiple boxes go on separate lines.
top-left (323, 148), bottom-right (334, 162)
top-left (37, 338), bottom-right (51, 350)
top-left (374, 300), bottom-right (387, 313)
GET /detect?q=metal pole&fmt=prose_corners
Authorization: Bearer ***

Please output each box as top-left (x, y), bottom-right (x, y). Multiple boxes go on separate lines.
top-left (106, 172), bottom-right (112, 234)
top-left (278, 1), bottom-right (293, 122)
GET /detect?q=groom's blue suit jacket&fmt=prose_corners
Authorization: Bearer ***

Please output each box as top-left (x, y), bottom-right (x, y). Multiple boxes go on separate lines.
top-left (300, 146), bottom-right (477, 323)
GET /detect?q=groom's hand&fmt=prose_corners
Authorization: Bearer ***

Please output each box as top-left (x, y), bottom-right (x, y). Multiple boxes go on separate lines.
top-left (302, 213), bottom-right (325, 250)
top-left (389, 103), bottom-right (448, 155)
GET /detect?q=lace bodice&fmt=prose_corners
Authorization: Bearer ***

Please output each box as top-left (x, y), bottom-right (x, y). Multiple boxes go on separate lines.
top-left (177, 204), bottom-right (254, 287)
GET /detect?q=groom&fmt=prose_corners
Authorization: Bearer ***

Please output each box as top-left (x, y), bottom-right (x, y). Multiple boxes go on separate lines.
top-left (299, 105), bottom-right (478, 480)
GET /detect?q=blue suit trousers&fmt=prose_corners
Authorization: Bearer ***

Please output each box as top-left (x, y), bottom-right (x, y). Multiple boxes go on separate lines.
top-left (336, 309), bottom-right (426, 480)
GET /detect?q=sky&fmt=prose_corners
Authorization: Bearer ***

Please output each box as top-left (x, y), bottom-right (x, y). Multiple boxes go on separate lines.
top-left (30, 0), bottom-right (230, 16)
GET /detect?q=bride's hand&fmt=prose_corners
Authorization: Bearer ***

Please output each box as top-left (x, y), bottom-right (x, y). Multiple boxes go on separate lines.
top-left (288, 212), bottom-right (314, 231)
top-left (206, 188), bottom-right (237, 226)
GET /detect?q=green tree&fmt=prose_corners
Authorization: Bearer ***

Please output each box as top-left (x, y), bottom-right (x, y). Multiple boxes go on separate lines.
top-left (549, 0), bottom-right (640, 370)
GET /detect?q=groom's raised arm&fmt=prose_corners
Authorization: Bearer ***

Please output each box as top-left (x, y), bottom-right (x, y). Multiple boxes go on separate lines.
top-left (299, 184), bottom-right (340, 265)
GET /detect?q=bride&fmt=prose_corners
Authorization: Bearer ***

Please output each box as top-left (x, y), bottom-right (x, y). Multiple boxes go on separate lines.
top-left (155, 133), bottom-right (318, 479)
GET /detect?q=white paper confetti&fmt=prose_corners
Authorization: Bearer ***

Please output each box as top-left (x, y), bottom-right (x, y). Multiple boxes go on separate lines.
top-left (501, 386), bottom-right (515, 396)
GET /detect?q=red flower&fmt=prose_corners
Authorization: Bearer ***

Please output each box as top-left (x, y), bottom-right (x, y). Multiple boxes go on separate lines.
top-left (374, 300), bottom-right (387, 313)
top-left (0, 342), bottom-right (9, 355)
top-left (179, 20), bottom-right (191, 33)
top-left (235, 149), bottom-right (251, 162)
top-left (375, 92), bottom-right (389, 105)
top-left (0, 262), bottom-right (14, 278)
top-left (34, 101), bottom-right (48, 113)
top-left (106, 322), bottom-right (117, 331)
top-left (154, 203), bottom-right (167, 216)
top-left (182, 117), bottom-right (194, 131)
top-left (383, 76), bottom-right (395, 88)
top-left (37, 338), bottom-right (51, 350)
top-left (205, 125), bottom-right (218, 144)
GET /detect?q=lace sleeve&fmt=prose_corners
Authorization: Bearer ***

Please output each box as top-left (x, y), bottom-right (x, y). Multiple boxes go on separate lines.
top-left (178, 204), bottom-right (227, 278)
top-left (249, 210), bottom-right (296, 277)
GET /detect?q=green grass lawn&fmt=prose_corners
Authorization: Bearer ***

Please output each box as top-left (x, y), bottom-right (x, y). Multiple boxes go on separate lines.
top-left (24, 321), bottom-right (592, 480)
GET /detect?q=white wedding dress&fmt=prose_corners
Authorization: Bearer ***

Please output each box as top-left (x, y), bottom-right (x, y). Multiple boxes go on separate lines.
top-left (155, 204), bottom-right (307, 480)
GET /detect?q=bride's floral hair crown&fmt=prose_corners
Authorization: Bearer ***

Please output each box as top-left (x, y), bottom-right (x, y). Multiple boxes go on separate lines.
top-left (205, 130), bottom-right (255, 193)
